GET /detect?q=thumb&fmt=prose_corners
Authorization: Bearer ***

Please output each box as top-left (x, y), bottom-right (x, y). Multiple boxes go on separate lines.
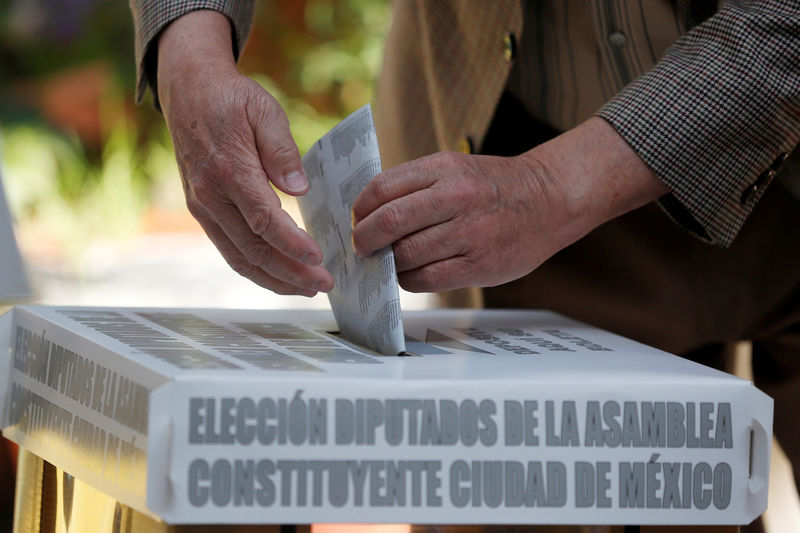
top-left (252, 100), bottom-right (308, 196)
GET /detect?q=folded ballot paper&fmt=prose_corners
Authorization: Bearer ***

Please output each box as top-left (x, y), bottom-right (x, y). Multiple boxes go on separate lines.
top-left (298, 105), bottom-right (405, 355)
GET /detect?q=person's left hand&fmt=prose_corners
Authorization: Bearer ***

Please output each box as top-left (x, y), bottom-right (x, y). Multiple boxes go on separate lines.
top-left (351, 150), bottom-right (576, 292)
top-left (351, 117), bottom-right (669, 293)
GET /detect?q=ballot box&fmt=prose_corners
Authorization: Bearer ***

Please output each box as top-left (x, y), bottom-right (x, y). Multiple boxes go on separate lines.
top-left (0, 306), bottom-right (772, 529)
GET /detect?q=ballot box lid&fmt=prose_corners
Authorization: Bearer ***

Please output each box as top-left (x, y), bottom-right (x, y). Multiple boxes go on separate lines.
top-left (1, 305), bottom-right (741, 382)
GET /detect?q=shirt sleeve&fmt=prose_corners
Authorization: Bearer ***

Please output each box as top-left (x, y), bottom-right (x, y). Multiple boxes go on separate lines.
top-left (595, 0), bottom-right (800, 247)
top-left (129, 0), bottom-right (255, 109)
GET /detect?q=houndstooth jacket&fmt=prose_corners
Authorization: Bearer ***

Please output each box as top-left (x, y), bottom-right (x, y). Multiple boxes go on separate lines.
top-left (131, 0), bottom-right (800, 248)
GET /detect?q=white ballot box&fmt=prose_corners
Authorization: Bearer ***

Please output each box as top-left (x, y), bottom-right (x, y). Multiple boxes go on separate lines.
top-left (0, 307), bottom-right (771, 528)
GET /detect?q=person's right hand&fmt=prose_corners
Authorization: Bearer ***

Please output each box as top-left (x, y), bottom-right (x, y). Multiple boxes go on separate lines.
top-left (156, 10), bottom-right (333, 296)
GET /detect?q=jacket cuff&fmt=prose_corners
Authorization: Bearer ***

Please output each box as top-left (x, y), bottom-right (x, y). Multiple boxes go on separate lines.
top-left (596, 1), bottom-right (800, 247)
top-left (130, 0), bottom-right (255, 110)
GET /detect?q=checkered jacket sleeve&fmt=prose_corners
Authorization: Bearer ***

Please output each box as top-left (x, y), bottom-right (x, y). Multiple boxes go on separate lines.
top-left (596, 0), bottom-right (800, 247)
top-left (129, 0), bottom-right (255, 108)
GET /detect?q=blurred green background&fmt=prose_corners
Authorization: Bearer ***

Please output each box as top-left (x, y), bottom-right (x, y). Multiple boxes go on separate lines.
top-left (0, 0), bottom-right (390, 272)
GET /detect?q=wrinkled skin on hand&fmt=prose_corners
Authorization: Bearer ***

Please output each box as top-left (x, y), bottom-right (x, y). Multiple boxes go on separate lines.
top-left (351, 117), bottom-right (668, 293)
top-left (351, 151), bottom-right (577, 292)
top-left (157, 13), bottom-right (664, 297)
top-left (158, 11), bottom-right (333, 296)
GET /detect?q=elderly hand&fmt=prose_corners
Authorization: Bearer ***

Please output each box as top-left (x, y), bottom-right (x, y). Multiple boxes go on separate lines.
top-left (157, 11), bottom-right (334, 296)
top-left (351, 117), bottom-right (668, 292)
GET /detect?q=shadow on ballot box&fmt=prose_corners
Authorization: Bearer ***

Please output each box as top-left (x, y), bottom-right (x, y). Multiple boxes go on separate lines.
top-left (14, 450), bottom-right (738, 533)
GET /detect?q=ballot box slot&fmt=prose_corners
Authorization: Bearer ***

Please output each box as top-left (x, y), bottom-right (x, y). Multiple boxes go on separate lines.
top-left (323, 330), bottom-right (386, 357)
top-left (322, 330), bottom-right (423, 356)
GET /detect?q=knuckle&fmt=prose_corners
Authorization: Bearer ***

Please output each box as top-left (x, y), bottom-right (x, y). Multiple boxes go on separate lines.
top-left (449, 181), bottom-right (476, 207)
top-left (230, 260), bottom-right (254, 279)
top-left (242, 242), bottom-right (273, 267)
top-left (373, 174), bottom-right (392, 200)
top-left (437, 151), bottom-right (463, 168)
top-left (247, 207), bottom-right (274, 237)
top-left (378, 203), bottom-right (403, 234)
top-left (425, 188), bottom-right (447, 214)
top-left (453, 234), bottom-right (472, 256)
top-left (259, 94), bottom-right (286, 122)
top-left (264, 142), bottom-right (297, 167)
top-left (394, 238), bottom-right (420, 267)
top-left (205, 147), bottom-right (232, 176)
top-left (189, 179), bottom-right (218, 207)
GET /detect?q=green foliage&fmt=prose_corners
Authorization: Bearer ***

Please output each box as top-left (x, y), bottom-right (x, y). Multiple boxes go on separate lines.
top-left (1, 118), bottom-right (171, 265)
top-left (244, 0), bottom-right (391, 116)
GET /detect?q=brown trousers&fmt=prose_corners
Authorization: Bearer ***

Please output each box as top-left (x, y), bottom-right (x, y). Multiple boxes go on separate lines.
top-left (476, 93), bottom-right (800, 498)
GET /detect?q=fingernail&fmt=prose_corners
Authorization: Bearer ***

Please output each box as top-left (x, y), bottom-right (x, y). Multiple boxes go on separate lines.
top-left (300, 290), bottom-right (317, 298)
top-left (284, 171), bottom-right (308, 194)
top-left (350, 235), bottom-right (363, 257)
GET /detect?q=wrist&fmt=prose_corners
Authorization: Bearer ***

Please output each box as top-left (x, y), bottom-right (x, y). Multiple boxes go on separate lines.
top-left (518, 117), bottom-right (669, 236)
top-left (156, 10), bottom-right (239, 111)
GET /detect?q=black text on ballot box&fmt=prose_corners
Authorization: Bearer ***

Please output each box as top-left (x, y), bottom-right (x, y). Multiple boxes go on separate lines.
top-left (0, 307), bottom-right (772, 525)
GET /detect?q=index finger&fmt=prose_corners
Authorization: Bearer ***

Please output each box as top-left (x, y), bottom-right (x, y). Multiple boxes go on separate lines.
top-left (225, 170), bottom-right (324, 266)
top-left (351, 156), bottom-right (439, 223)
